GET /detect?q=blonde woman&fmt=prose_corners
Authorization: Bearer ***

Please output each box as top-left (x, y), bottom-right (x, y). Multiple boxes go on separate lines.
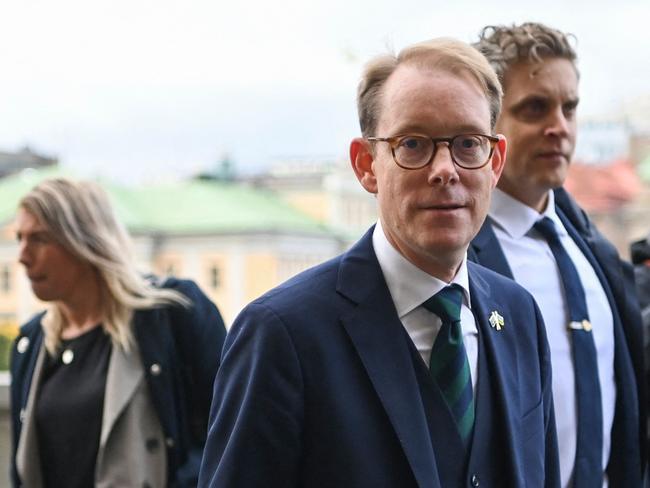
top-left (10, 178), bottom-right (226, 488)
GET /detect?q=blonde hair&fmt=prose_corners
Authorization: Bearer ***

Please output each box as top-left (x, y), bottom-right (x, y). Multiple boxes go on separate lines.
top-left (357, 37), bottom-right (503, 138)
top-left (19, 178), bottom-right (190, 354)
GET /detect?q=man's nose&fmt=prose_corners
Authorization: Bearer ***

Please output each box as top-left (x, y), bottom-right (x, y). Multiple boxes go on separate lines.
top-left (544, 107), bottom-right (571, 138)
top-left (427, 143), bottom-right (459, 185)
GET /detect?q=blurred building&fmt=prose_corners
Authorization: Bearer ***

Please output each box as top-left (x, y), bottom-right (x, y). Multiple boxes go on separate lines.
top-left (243, 159), bottom-right (378, 243)
top-left (0, 147), bottom-right (57, 178)
top-left (0, 167), bottom-right (346, 327)
top-left (566, 106), bottom-right (650, 257)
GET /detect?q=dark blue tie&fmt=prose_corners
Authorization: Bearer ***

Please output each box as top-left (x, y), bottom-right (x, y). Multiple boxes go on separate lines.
top-left (423, 285), bottom-right (474, 446)
top-left (534, 217), bottom-right (603, 488)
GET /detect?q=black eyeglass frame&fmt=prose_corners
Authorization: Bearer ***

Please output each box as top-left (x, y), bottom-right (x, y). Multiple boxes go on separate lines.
top-left (367, 133), bottom-right (500, 170)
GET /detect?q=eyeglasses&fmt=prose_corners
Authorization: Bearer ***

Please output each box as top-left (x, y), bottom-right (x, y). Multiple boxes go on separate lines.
top-left (367, 133), bottom-right (499, 170)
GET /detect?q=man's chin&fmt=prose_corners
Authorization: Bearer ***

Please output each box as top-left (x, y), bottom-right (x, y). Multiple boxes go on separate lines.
top-left (538, 165), bottom-right (570, 188)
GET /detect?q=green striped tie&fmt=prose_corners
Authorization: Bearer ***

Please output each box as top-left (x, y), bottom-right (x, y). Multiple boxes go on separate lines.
top-left (423, 285), bottom-right (475, 444)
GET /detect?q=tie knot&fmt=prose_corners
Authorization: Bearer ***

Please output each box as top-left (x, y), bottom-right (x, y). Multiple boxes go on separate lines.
top-left (533, 216), bottom-right (560, 243)
top-left (423, 284), bottom-right (464, 324)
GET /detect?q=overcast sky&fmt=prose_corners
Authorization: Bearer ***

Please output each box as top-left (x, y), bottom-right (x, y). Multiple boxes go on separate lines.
top-left (0, 0), bottom-right (648, 183)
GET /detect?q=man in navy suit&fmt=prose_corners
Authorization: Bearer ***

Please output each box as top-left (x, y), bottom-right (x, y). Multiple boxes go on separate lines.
top-left (199, 37), bottom-right (560, 487)
top-left (469, 23), bottom-right (646, 487)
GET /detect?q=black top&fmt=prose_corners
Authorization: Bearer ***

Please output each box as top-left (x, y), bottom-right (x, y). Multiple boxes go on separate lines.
top-left (35, 326), bottom-right (111, 488)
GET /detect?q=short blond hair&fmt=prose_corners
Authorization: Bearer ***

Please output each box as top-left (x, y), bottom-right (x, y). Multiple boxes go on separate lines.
top-left (357, 37), bottom-right (503, 138)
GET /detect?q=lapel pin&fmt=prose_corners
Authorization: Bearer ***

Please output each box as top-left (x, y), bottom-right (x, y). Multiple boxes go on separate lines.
top-left (489, 311), bottom-right (505, 331)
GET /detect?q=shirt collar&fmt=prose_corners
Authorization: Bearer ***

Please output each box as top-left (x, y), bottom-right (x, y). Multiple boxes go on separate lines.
top-left (489, 188), bottom-right (568, 238)
top-left (372, 221), bottom-right (471, 319)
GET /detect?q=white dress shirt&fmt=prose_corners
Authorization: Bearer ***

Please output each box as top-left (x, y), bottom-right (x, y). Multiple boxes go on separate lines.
top-left (489, 188), bottom-right (615, 488)
top-left (372, 221), bottom-right (479, 393)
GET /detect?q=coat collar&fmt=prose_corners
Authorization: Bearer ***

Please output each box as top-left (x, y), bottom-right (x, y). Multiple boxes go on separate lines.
top-left (100, 341), bottom-right (144, 447)
top-left (554, 187), bottom-right (591, 236)
top-left (471, 218), bottom-right (515, 279)
top-left (337, 228), bottom-right (440, 488)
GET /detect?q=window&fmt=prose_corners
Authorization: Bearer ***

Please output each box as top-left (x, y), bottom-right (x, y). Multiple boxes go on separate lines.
top-left (209, 265), bottom-right (220, 290)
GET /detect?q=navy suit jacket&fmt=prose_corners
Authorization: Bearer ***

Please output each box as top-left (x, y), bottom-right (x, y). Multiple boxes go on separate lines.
top-left (469, 187), bottom-right (647, 486)
top-left (199, 228), bottom-right (560, 487)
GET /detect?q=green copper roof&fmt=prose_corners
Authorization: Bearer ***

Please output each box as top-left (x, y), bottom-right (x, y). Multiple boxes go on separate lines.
top-left (0, 167), bottom-right (331, 235)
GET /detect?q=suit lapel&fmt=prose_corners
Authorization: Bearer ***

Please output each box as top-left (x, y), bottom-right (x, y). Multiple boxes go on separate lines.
top-left (470, 218), bottom-right (515, 279)
top-left (99, 341), bottom-right (144, 447)
top-left (467, 264), bottom-right (522, 480)
top-left (338, 229), bottom-right (440, 488)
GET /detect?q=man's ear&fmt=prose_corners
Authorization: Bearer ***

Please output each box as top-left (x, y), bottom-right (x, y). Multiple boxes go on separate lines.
top-left (350, 137), bottom-right (378, 194)
top-left (489, 135), bottom-right (507, 187)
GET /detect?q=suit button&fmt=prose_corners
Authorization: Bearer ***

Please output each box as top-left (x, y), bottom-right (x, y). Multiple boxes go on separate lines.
top-left (19, 409), bottom-right (26, 422)
top-left (145, 438), bottom-right (160, 452)
top-left (17, 337), bottom-right (30, 354)
top-left (165, 437), bottom-right (175, 448)
top-left (471, 474), bottom-right (480, 487)
top-left (150, 363), bottom-right (162, 376)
